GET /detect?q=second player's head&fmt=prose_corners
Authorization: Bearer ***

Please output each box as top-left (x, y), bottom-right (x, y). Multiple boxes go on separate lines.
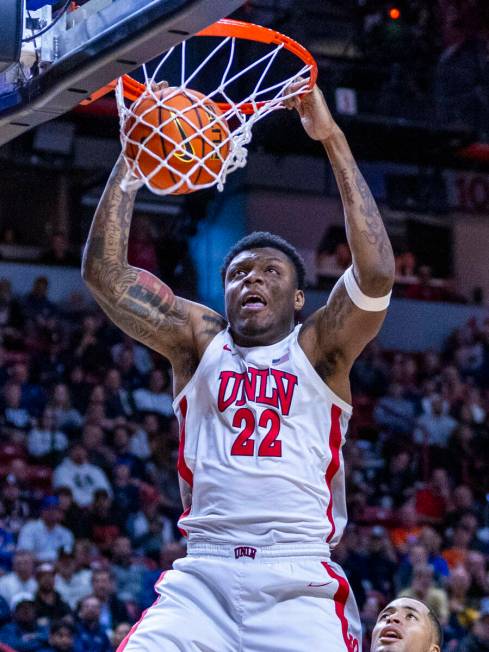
top-left (371, 598), bottom-right (442, 652)
top-left (221, 232), bottom-right (305, 345)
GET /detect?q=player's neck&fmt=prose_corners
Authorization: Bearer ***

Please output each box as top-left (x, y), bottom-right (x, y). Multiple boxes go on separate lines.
top-left (230, 325), bottom-right (294, 348)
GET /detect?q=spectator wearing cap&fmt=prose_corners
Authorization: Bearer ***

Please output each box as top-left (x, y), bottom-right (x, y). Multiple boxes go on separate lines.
top-left (33, 563), bottom-right (71, 627)
top-left (91, 568), bottom-right (130, 635)
top-left (52, 442), bottom-right (112, 508)
top-left (0, 551), bottom-right (37, 606)
top-left (54, 552), bottom-right (91, 611)
top-left (74, 595), bottom-right (112, 652)
top-left (457, 597), bottom-right (489, 651)
top-left (44, 619), bottom-right (76, 652)
top-left (0, 593), bottom-right (48, 651)
top-left (17, 496), bottom-right (74, 562)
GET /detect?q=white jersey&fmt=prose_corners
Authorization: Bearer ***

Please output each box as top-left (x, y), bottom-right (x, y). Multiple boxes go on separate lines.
top-left (173, 325), bottom-right (352, 548)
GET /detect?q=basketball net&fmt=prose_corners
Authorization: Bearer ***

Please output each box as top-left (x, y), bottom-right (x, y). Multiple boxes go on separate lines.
top-left (116, 21), bottom-right (316, 195)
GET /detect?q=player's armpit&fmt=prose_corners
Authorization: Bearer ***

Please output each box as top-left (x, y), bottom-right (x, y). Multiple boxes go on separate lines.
top-left (299, 277), bottom-right (387, 381)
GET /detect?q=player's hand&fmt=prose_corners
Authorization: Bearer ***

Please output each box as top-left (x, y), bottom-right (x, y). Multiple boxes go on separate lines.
top-left (284, 80), bottom-right (341, 142)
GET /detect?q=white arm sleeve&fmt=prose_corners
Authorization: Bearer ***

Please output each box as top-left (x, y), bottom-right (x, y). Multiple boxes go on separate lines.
top-left (342, 266), bottom-right (391, 312)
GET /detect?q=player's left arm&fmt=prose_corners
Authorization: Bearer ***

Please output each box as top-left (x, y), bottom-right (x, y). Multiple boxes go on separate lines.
top-left (290, 84), bottom-right (395, 396)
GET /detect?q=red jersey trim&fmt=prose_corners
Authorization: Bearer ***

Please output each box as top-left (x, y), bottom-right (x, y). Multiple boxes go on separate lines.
top-left (325, 404), bottom-right (342, 544)
top-left (321, 562), bottom-right (359, 652)
top-left (177, 396), bottom-right (193, 487)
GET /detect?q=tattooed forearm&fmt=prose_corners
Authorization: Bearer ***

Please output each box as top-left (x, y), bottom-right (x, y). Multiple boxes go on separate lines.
top-left (324, 132), bottom-right (394, 289)
top-left (82, 157), bottom-right (193, 355)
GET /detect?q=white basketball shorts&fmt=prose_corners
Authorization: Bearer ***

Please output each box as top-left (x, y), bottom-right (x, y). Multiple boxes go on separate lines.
top-left (117, 542), bottom-right (362, 652)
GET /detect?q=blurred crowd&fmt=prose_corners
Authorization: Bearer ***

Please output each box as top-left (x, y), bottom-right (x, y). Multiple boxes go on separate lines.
top-left (345, 318), bottom-right (489, 650)
top-left (0, 274), bottom-right (488, 650)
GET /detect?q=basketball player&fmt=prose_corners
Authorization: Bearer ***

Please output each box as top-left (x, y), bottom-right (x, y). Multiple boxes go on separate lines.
top-left (82, 81), bottom-right (395, 651)
top-left (371, 597), bottom-right (443, 652)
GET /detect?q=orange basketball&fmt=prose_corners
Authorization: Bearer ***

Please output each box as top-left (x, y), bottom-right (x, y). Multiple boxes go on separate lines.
top-left (123, 87), bottom-right (230, 195)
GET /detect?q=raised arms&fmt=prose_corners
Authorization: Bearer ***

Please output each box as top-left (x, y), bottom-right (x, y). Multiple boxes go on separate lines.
top-left (82, 155), bottom-right (226, 386)
top-left (292, 85), bottom-right (395, 400)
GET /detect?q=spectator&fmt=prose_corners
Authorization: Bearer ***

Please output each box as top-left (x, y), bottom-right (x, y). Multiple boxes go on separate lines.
top-left (81, 424), bottom-right (115, 473)
top-left (0, 278), bottom-right (24, 344)
top-left (415, 469), bottom-right (451, 524)
top-left (81, 489), bottom-right (121, 553)
top-left (54, 552), bottom-right (91, 612)
top-left (457, 598), bottom-right (489, 651)
top-left (128, 412), bottom-right (161, 461)
top-left (398, 563), bottom-right (449, 625)
top-left (109, 537), bottom-right (145, 604)
top-left (74, 595), bottom-right (112, 652)
top-left (112, 464), bottom-right (140, 519)
top-left (0, 473), bottom-right (29, 543)
top-left (52, 442), bottom-right (112, 508)
top-left (0, 382), bottom-right (33, 439)
top-left (374, 383), bottom-right (416, 434)
top-left (47, 384), bottom-right (83, 435)
top-left (91, 569), bottom-right (130, 635)
top-left (33, 563), bottom-right (71, 627)
top-left (22, 277), bottom-right (57, 326)
top-left (103, 368), bottom-right (132, 420)
top-left (40, 232), bottom-right (79, 267)
top-left (112, 622), bottom-right (131, 649)
top-left (112, 345), bottom-right (144, 391)
top-left (44, 619), bottom-right (76, 652)
top-left (405, 265), bottom-right (444, 302)
top-left (17, 496), bottom-right (74, 562)
top-left (363, 526), bottom-right (398, 598)
top-left (27, 407), bottom-right (68, 463)
top-left (132, 369), bottom-right (173, 417)
top-left (112, 427), bottom-right (145, 480)
top-left (414, 395), bottom-right (457, 448)
top-left (0, 551), bottom-right (37, 606)
top-left (0, 593), bottom-right (48, 652)
top-left (54, 488), bottom-right (86, 540)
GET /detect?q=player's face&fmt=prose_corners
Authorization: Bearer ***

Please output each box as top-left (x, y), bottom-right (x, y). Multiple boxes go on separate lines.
top-left (371, 599), bottom-right (440, 652)
top-left (224, 247), bottom-right (304, 346)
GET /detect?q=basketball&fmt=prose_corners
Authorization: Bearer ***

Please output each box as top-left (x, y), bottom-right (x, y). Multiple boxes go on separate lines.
top-left (123, 86), bottom-right (230, 195)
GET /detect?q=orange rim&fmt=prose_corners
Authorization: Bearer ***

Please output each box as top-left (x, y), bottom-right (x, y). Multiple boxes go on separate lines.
top-left (81, 18), bottom-right (317, 113)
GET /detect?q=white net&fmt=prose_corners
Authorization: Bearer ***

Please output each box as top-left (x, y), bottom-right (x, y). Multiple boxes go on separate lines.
top-left (116, 31), bottom-right (313, 195)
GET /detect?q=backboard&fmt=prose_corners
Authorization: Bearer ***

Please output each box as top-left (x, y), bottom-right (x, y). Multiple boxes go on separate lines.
top-left (0, 0), bottom-right (245, 147)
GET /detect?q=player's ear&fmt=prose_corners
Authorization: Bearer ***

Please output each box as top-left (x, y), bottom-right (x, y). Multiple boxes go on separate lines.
top-left (294, 290), bottom-right (305, 311)
top-left (429, 644), bottom-right (441, 652)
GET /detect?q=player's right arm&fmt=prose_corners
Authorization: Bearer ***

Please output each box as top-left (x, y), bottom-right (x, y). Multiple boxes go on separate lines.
top-left (82, 155), bottom-right (226, 383)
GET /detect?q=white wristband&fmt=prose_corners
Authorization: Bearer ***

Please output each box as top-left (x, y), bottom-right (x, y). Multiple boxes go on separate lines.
top-left (342, 266), bottom-right (391, 312)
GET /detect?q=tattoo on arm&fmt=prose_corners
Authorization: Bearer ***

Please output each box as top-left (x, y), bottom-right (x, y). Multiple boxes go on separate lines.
top-left (83, 159), bottom-right (194, 352)
top-left (352, 166), bottom-right (391, 258)
top-left (199, 313), bottom-right (227, 338)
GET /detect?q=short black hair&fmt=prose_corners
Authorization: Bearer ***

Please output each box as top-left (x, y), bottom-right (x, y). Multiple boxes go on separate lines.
top-left (426, 604), bottom-right (443, 648)
top-left (221, 231), bottom-right (306, 290)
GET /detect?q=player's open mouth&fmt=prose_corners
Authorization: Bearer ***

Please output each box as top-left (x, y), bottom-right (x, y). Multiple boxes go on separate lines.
top-left (241, 294), bottom-right (267, 311)
top-left (379, 626), bottom-right (403, 642)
